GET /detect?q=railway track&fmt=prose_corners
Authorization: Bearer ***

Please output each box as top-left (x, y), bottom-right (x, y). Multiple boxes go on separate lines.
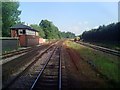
top-left (1, 46), bottom-right (44, 65)
top-left (75, 41), bottom-right (120, 57)
top-left (2, 42), bottom-right (57, 89)
top-left (1, 41), bottom-right (57, 59)
top-left (1, 47), bottom-right (33, 59)
top-left (30, 46), bottom-right (62, 90)
top-left (3, 40), bottom-right (67, 90)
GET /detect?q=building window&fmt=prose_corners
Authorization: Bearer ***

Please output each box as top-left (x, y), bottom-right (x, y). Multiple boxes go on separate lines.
top-left (23, 30), bottom-right (26, 34)
top-left (26, 29), bottom-right (35, 35)
top-left (18, 29), bottom-right (23, 35)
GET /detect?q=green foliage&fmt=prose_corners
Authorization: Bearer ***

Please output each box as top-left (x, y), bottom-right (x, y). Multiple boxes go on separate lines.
top-left (81, 22), bottom-right (120, 42)
top-left (39, 19), bottom-right (75, 39)
top-left (61, 31), bottom-right (75, 38)
top-left (39, 20), bottom-right (60, 39)
top-left (2, 1), bottom-right (21, 37)
top-left (30, 24), bottom-right (45, 38)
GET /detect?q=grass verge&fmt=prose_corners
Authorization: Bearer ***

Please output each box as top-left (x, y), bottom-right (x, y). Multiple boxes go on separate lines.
top-left (64, 40), bottom-right (120, 86)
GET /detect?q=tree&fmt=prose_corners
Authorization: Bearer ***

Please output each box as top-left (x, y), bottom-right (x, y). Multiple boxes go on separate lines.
top-left (81, 22), bottom-right (120, 42)
top-left (30, 24), bottom-right (45, 38)
top-left (39, 20), bottom-right (60, 39)
top-left (2, 1), bottom-right (21, 37)
top-left (61, 31), bottom-right (75, 38)
top-left (38, 19), bottom-right (75, 39)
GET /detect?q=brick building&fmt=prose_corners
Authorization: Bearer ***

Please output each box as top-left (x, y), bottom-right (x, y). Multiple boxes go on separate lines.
top-left (10, 24), bottom-right (39, 47)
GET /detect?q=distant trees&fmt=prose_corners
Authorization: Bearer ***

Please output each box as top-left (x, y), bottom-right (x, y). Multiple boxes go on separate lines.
top-left (31, 19), bottom-right (75, 39)
top-left (81, 22), bottom-right (120, 42)
top-left (2, 1), bottom-right (21, 37)
top-left (61, 31), bottom-right (75, 38)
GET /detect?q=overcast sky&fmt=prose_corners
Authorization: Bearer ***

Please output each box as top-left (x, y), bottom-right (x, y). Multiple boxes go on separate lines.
top-left (19, 2), bottom-right (118, 35)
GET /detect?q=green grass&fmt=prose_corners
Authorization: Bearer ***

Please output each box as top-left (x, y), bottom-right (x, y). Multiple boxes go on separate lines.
top-left (65, 40), bottom-right (120, 83)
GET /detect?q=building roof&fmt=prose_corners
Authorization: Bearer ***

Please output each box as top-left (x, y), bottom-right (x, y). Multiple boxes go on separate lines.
top-left (10, 24), bottom-right (38, 32)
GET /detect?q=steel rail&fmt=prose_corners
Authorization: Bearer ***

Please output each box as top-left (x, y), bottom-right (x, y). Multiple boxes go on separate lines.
top-left (2, 47), bottom-right (33, 59)
top-left (59, 46), bottom-right (62, 90)
top-left (2, 43), bottom-right (56, 89)
top-left (2, 41), bottom-right (57, 59)
top-left (76, 41), bottom-right (120, 57)
top-left (30, 46), bottom-right (57, 90)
